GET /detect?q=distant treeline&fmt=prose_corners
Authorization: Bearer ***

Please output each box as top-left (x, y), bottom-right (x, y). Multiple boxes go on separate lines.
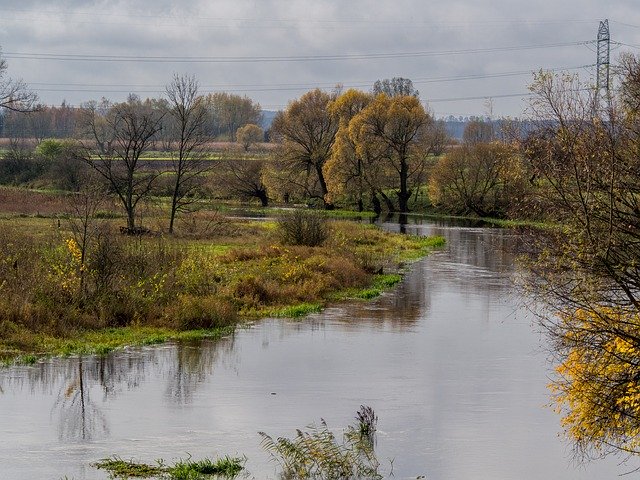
top-left (0, 104), bottom-right (530, 143)
top-left (0, 92), bottom-right (264, 142)
top-left (441, 117), bottom-right (535, 141)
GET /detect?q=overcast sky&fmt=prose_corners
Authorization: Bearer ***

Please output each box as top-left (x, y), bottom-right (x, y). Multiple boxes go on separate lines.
top-left (1, 0), bottom-right (639, 118)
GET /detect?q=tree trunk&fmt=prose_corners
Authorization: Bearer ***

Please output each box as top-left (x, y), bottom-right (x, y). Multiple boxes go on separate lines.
top-left (371, 192), bottom-right (382, 215)
top-left (379, 190), bottom-right (395, 212)
top-left (257, 190), bottom-right (269, 207)
top-left (398, 155), bottom-right (411, 212)
top-left (315, 163), bottom-right (334, 210)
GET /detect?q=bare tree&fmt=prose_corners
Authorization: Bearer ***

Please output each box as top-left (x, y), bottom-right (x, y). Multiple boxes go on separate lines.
top-left (81, 96), bottom-right (164, 232)
top-left (0, 49), bottom-right (38, 112)
top-left (67, 176), bottom-right (107, 297)
top-left (164, 74), bottom-right (209, 234)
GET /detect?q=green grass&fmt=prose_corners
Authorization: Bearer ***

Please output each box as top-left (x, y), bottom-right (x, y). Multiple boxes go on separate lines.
top-left (16, 354), bottom-right (38, 365)
top-left (335, 273), bottom-right (403, 300)
top-left (94, 454), bottom-right (245, 479)
top-left (399, 235), bottom-right (446, 261)
top-left (169, 456), bottom-right (245, 479)
top-left (319, 209), bottom-right (378, 219)
top-left (270, 302), bottom-right (323, 318)
top-left (1, 326), bottom-right (236, 365)
top-left (93, 457), bottom-right (164, 478)
top-left (413, 211), bottom-right (554, 230)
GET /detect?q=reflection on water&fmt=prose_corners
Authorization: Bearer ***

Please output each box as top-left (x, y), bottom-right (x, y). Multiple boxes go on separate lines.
top-left (0, 218), bottom-right (630, 479)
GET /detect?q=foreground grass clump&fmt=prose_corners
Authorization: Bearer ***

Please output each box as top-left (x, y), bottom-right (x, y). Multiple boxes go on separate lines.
top-left (94, 454), bottom-right (245, 479)
top-left (93, 457), bottom-right (164, 478)
top-left (170, 456), bottom-right (245, 479)
top-left (0, 214), bottom-right (443, 360)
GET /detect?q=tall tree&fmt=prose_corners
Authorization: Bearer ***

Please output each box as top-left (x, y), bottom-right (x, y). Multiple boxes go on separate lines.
top-left (349, 94), bottom-right (440, 212)
top-left (165, 74), bottom-right (208, 234)
top-left (325, 89), bottom-right (374, 212)
top-left (81, 96), bottom-right (164, 232)
top-left (462, 118), bottom-right (495, 145)
top-left (218, 159), bottom-right (269, 207)
top-left (523, 58), bottom-right (640, 461)
top-left (271, 89), bottom-right (338, 209)
top-left (428, 141), bottom-right (527, 217)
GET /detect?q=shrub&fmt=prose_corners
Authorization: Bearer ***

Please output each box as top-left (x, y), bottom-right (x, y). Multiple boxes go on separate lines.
top-left (232, 276), bottom-right (273, 304)
top-left (166, 294), bottom-right (237, 330)
top-left (276, 210), bottom-right (328, 247)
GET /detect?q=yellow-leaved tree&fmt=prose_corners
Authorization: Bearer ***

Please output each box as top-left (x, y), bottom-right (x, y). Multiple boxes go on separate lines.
top-left (524, 54), bottom-right (640, 462)
top-left (324, 89), bottom-right (373, 212)
top-left (347, 94), bottom-right (444, 212)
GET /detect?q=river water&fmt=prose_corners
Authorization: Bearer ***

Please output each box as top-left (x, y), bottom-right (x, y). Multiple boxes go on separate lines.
top-left (0, 218), bottom-right (628, 479)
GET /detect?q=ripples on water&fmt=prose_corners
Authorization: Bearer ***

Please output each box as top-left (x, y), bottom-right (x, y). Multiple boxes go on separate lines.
top-left (0, 217), bottom-right (628, 479)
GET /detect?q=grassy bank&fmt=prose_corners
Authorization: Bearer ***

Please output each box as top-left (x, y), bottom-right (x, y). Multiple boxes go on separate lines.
top-left (0, 214), bottom-right (443, 364)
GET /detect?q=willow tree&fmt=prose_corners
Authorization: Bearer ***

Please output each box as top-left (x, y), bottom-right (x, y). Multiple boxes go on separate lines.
top-left (271, 89), bottom-right (338, 209)
top-left (325, 89), bottom-right (373, 212)
top-left (524, 57), bottom-right (640, 461)
top-left (348, 94), bottom-right (442, 212)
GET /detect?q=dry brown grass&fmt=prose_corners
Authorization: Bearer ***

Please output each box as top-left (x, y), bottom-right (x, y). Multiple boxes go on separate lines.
top-left (0, 186), bottom-right (119, 217)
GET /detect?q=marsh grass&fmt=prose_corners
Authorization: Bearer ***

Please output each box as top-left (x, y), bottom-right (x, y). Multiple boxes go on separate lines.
top-left (259, 405), bottom-right (382, 480)
top-left (169, 455), bottom-right (245, 479)
top-left (270, 302), bottom-right (323, 318)
top-left (93, 457), bottom-right (164, 478)
top-left (0, 215), bottom-right (443, 361)
top-left (337, 274), bottom-right (403, 300)
top-left (94, 454), bottom-right (245, 479)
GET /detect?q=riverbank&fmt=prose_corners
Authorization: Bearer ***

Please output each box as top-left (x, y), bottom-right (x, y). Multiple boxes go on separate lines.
top-left (0, 214), bottom-right (444, 364)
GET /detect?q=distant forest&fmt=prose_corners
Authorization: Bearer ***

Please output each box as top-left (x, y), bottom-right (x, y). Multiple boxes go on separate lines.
top-left (0, 106), bottom-right (516, 142)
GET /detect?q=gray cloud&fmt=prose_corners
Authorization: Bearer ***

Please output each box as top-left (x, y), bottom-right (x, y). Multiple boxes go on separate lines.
top-left (1, 0), bottom-right (639, 117)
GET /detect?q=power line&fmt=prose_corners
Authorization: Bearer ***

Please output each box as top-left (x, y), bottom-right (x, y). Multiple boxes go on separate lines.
top-left (25, 64), bottom-right (593, 95)
top-left (610, 20), bottom-right (640, 29)
top-left (0, 9), bottom-right (602, 29)
top-left (428, 92), bottom-right (531, 103)
top-left (3, 41), bottom-right (591, 64)
top-left (616, 41), bottom-right (640, 50)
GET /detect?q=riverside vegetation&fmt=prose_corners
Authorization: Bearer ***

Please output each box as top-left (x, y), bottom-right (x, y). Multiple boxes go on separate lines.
top-left (0, 197), bottom-right (444, 363)
top-left (93, 405), bottom-right (382, 479)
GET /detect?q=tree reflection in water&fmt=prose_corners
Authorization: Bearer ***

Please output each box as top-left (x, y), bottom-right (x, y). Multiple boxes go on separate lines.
top-left (0, 336), bottom-right (237, 442)
top-left (54, 357), bottom-right (108, 441)
top-left (164, 335), bottom-right (237, 404)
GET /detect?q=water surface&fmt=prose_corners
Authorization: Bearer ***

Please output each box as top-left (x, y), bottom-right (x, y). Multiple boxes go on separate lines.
top-left (0, 218), bottom-right (629, 479)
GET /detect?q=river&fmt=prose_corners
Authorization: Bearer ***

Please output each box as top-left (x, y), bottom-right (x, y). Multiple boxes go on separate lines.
top-left (0, 218), bottom-right (628, 479)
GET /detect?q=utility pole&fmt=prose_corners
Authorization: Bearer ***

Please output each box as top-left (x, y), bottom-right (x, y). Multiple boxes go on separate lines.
top-left (595, 19), bottom-right (611, 114)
